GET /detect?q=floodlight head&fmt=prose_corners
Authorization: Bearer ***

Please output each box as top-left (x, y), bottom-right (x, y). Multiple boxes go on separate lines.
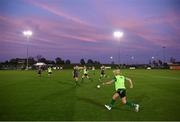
top-left (113, 31), bottom-right (124, 39)
top-left (110, 56), bottom-right (113, 59)
top-left (152, 56), bottom-right (155, 59)
top-left (23, 30), bottom-right (33, 37)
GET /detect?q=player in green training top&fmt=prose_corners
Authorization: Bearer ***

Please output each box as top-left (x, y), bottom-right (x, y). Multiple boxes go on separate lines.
top-left (81, 66), bottom-right (93, 82)
top-left (102, 69), bottom-right (140, 112)
top-left (48, 67), bottom-right (52, 76)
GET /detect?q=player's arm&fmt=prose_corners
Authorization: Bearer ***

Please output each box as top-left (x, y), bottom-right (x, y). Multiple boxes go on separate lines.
top-left (102, 80), bottom-right (114, 85)
top-left (125, 77), bottom-right (133, 88)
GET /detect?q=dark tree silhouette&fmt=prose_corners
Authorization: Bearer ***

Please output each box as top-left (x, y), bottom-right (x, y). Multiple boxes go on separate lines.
top-left (170, 57), bottom-right (176, 63)
top-left (80, 59), bottom-right (86, 65)
top-left (65, 59), bottom-right (71, 64)
top-left (87, 59), bottom-right (94, 64)
top-left (55, 57), bottom-right (64, 64)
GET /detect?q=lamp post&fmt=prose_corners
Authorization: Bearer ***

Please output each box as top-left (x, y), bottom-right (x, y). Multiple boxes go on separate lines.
top-left (110, 56), bottom-right (113, 64)
top-left (131, 56), bottom-right (134, 65)
top-left (162, 46), bottom-right (166, 63)
top-left (23, 30), bottom-right (32, 70)
top-left (113, 31), bottom-right (124, 65)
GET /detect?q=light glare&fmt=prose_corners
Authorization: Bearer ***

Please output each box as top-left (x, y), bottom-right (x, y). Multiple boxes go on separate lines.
top-left (23, 30), bottom-right (33, 37)
top-left (113, 31), bottom-right (124, 38)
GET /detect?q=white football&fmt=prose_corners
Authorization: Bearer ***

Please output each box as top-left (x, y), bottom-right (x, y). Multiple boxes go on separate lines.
top-left (97, 85), bottom-right (101, 88)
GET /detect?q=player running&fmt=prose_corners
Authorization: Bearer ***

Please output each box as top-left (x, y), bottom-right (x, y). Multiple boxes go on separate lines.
top-left (72, 65), bottom-right (80, 86)
top-left (99, 65), bottom-right (107, 80)
top-left (81, 66), bottom-right (93, 83)
top-left (103, 69), bottom-right (139, 112)
top-left (48, 67), bottom-right (52, 76)
top-left (37, 66), bottom-right (42, 77)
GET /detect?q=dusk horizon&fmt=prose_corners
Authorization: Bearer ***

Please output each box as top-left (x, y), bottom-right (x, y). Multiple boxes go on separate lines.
top-left (0, 0), bottom-right (180, 64)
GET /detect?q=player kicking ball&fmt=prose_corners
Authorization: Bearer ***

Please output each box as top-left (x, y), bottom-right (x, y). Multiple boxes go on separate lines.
top-left (72, 65), bottom-right (80, 86)
top-left (102, 69), bottom-right (140, 112)
top-left (81, 66), bottom-right (93, 83)
top-left (48, 67), bottom-right (52, 77)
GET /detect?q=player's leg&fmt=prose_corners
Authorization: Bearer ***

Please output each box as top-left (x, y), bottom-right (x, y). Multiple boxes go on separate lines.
top-left (99, 74), bottom-right (103, 80)
top-left (121, 92), bottom-right (139, 112)
top-left (104, 73), bottom-right (108, 78)
top-left (105, 93), bottom-right (119, 110)
top-left (75, 77), bottom-right (80, 86)
top-left (81, 75), bottom-right (85, 83)
top-left (121, 97), bottom-right (136, 110)
top-left (87, 75), bottom-right (93, 82)
top-left (38, 71), bottom-right (41, 77)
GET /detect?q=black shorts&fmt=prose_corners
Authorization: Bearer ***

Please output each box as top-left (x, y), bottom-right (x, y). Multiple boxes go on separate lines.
top-left (48, 72), bottom-right (52, 74)
top-left (38, 71), bottom-right (41, 74)
top-left (73, 73), bottom-right (78, 78)
top-left (101, 72), bottom-right (105, 75)
top-left (84, 74), bottom-right (88, 76)
top-left (116, 89), bottom-right (126, 98)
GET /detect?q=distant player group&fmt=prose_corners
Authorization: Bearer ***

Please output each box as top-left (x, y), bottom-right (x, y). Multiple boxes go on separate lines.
top-left (37, 65), bottom-right (140, 112)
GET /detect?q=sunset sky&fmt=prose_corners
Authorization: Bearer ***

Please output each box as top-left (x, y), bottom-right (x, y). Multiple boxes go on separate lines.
top-left (0, 0), bottom-right (180, 64)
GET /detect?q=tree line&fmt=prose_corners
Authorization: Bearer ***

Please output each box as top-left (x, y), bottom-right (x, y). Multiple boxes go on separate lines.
top-left (0, 55), bottom-right (101, 67)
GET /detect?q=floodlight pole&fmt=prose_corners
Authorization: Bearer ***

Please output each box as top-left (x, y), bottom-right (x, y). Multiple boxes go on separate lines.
top-left (26, 36), bottom-right (29, 70)
top-left (118, 39), bottom-right (121, 65)
top-left (110, 56), bottom-right (113, 64)
top-left (162, 46), bottom-right (166, 63)
top-left (23, 30), bottom-right (32, 70)
top-left (113, 31), bottom-right (123, 66)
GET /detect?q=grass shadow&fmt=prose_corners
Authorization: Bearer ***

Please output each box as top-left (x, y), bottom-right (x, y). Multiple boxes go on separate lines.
top-left (77, 96), bottom-right (104, 109)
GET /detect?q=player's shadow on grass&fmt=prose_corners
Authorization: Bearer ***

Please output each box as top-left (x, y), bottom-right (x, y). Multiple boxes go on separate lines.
top-left (56, 80), bottom-right (74, 86)
top-left (77, 96), bottom-right (104, 109)
top-left (27, 86), bottom-right (76, 105)
top-left (77, 97), bottom-right (133, 112)
top-left (41, 86), bottom-right (76, 100)
top-left (134, 93), bottom-right (149, 103)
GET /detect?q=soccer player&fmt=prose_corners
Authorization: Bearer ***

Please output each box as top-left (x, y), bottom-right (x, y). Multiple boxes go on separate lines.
top-left (37, 66), bottom-right (42, 77)
top-left (48, 67), bottom-right (52, 76)
top-left (72, 65), bottom-right (80, 86)
top-left (99, 65), bottom-right (107, 80)
top-left (103, 69), bottom-right (139, 112)
top-left (81, 66), bottom-right (93, 83)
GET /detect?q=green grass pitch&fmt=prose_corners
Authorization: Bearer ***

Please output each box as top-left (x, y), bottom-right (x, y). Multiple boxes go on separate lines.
top-left (0, 69), bottom-right (180, 121)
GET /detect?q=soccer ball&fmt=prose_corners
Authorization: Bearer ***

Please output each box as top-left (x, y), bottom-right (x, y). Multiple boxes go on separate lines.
top-left (97, 85), bottom-right (101, 89)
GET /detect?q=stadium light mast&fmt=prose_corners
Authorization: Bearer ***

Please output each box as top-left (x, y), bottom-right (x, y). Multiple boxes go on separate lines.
top-left (113, 31), bottom-right (124, 65)
top-left (131, 56), bottom-right (134, 65)
top-left (23, 30), bottom-right (33, 70)
top-left (110, 56), bottom-right (113, 64)
top-left (162, 46), bottom-right (166, 63)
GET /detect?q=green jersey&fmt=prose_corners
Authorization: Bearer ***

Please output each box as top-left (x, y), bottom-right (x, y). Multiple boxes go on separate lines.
top-left (113, 75), bottom-right (126, 90)
top-left (48, 68), bottom-right (52, 72)
top-left (84, 69), bottom-right (88, 74)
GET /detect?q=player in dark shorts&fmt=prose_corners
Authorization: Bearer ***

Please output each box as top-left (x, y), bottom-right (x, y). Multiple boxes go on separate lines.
top-left (38, 66), bottom-right (42, 77)
top-left (103, 69), bottom-right (139, 112)
top-left (48, 67), bottom-right (52, 77)
top-left (72, 65), bottom-right (80, 86)
top-left (99, 65), bottom-right (107, 80)
top-left (81, 66), bottom-right (93, 83)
